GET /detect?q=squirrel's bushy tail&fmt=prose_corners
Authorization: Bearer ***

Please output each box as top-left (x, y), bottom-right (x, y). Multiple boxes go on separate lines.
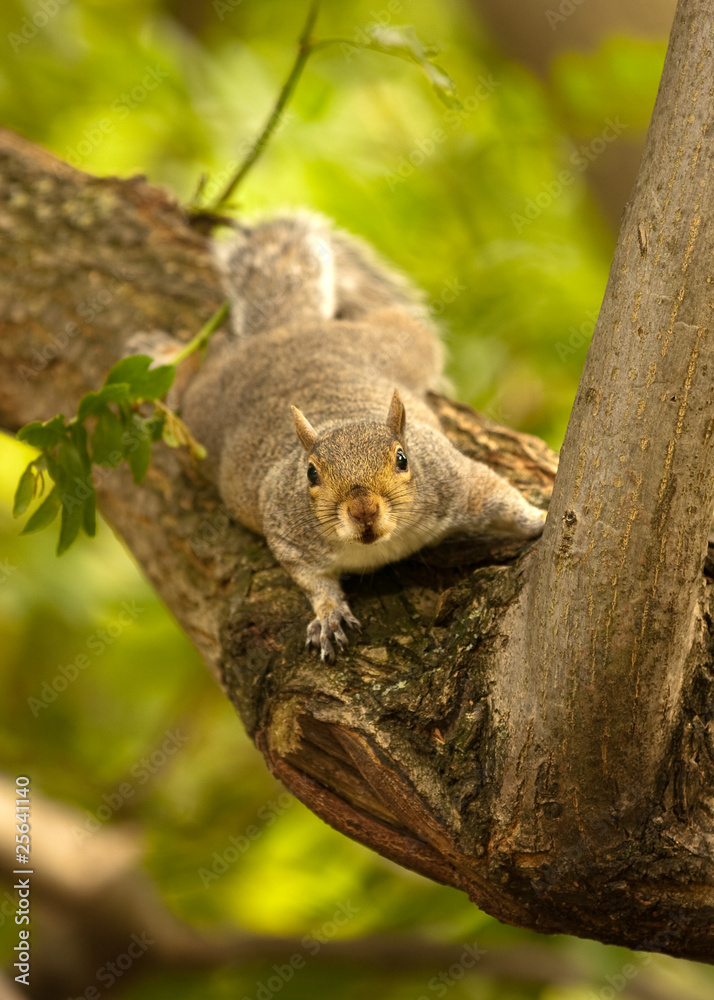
top-left (214, 214), bottom-right (426, 339)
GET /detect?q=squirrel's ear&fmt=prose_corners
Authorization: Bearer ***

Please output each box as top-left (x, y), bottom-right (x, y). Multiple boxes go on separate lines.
top-left (386, 388), bottom-right (406, 438)
top-left (291, 405), bottom-right (319, 452)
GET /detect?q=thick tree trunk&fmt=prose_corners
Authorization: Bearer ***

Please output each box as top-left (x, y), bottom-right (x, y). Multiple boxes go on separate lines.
top-left (1, 0), bottom-right (712, 963)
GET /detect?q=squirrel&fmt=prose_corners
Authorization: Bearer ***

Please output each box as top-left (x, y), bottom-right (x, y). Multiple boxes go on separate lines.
top-left (178, 214), bottom-right (547, 663)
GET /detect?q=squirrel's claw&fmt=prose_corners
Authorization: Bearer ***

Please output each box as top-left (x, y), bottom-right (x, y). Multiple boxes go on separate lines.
top-left (344, 611), bottom-right (362, 634)
top-left (306, 606), bottom-right (361, 663)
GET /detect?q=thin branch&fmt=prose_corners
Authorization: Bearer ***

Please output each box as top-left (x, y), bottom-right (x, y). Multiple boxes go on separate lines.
top-left (171, 301), bottom-right (230, 365)
top-left (206, 0), bottom-right (320, 212)
top-left (199, 3), bottom-right (458, 215)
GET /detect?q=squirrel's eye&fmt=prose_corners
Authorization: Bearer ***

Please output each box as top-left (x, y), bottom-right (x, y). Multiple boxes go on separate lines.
top-left (307, 462), bottom-right (320, 486)
top-left (395, 448), bottom-right (408, 472)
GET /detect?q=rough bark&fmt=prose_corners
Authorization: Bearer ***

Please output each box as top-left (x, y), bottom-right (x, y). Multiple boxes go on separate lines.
top-left (1, 0), bottom-right (713, 963)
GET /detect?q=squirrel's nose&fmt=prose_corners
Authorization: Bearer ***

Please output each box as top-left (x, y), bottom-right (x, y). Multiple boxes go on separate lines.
top-left (346, 496), bottom-right (380, 527)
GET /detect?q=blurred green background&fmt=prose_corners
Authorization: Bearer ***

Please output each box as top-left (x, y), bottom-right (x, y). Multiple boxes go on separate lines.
top-left (3, 0), bottom-right (713, 996)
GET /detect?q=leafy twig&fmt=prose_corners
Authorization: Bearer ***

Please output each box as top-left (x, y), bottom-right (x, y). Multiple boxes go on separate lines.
top-left (172, 301), bottom-right (230, 365)
top-left (197, 3), bottom-right (459, 215)
top-left (13, 303), bottom-right (229, 555)
top-left (207, 0), bottom-right (320, 212)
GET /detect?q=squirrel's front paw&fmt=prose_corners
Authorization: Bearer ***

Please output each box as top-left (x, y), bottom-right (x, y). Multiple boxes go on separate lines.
top-left (519, 506), bottom-right (547, 538)
top-left (306, 604), bottom-right (361, 664)
top-left (490, 499), bottom-right (547, 539)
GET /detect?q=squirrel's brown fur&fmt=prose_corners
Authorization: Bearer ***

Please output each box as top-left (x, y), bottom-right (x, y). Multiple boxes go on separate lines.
top-left (180, 214), bottom-right (546, 662)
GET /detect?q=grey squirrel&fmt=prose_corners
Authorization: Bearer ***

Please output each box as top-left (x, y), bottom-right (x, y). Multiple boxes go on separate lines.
top-left (179, 215), bottom-right (546, 663)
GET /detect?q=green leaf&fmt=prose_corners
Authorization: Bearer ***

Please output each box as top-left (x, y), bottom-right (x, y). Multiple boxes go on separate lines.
top-left (368, 25), bottom-right (461, 109)
top-left (105, 354), bottom-right (153, 385)
top-left (69, 422), bottom-right (91, 472)
top-left (134, 364), bottom-right (175, 400)
top-left (126, 414), bottom-right (152, 483)
top-left (17, 415), bottom-right (66, 451)
top-left (45, 453), bottom-right (61, 483)
top-left (369, 24), bottom-right (427, 57)
top-left (13, 462), bottom-right (36, 518)
top-left (128, 435), bottom-right (151, 483)
top-left (21, 487), bottom-right (61, 534)
top-left (90, 409), bottom-right (125, 466)
top-left (57, 439), bottom-right (88, 488)
top-left (82, 486), bottom-right (97, 538)
top-left (57, 495), bottom-right (83, 555)
top-left (105, 355), bottom-right (175, 401)
top-left (148, 413), bottom-right (165, 442)
top-left (424, 62), bottom-right (461, 108)
top-left (77, 383), bottom-right (131, 421)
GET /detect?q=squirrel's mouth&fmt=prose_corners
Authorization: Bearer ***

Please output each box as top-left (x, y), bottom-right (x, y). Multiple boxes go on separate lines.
top-left (359, 526), bottom-right (377, 545)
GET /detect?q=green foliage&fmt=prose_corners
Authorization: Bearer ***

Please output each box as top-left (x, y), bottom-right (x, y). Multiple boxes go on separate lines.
top-left (194, 5), bottom-right (463, 213)
top-left (13, 354), bottom-right (202, 554)
top-left (552, 36), bottom-right (668, 136)
top-left (347, 23), bottom-right (461, 109)
top-left (12, 299), bottom-right (227, 553)
top-left (0, 0), bottom-right (646, 444)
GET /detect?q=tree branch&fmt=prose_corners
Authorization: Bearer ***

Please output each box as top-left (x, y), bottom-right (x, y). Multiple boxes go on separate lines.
top-left (520, 0), bottom-right (714, 821)
top-left (1, 0), bottom-right (713, 960)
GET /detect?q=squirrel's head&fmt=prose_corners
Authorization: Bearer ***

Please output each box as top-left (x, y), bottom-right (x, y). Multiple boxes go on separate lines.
top-left (291, 390), bottom-right (416, 546)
